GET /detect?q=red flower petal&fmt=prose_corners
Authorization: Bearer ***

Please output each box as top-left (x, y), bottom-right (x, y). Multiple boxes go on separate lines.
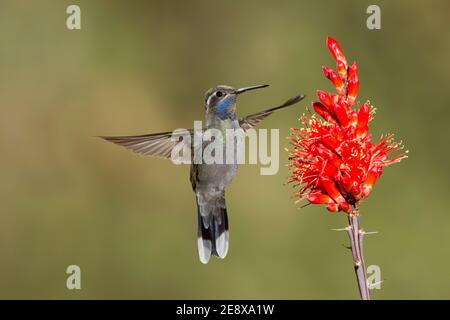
top-left (323, 162), bottom-right (339, 177)
top-left (322, 66), bottom-right (345, 94)
top-left (326, 203), bottom-right (339, 212)
top-left (347, 62), bottom-right (359, 105)
top-left (321, 135), bottom-right (340, 150)
top-left (327, 37), bottom-right (348, 69)
top-left (333, 101), bottom-right (349, 127)
top-left (308, 192), bottom-right (334, 205)
top-left (349, 110), bottom-right (358, 127)
top-left (317, 90), bottom-right (333, 110)
top-left (313, 102), bottom-right (335, 123)
top-left (357, 102), bottom-right (370, 138)
top-left (362, 167), bottom-right (382, 197)
top-left (336, 60), bottom-right (347, 79)
top-left (339, 202), bottom-right (350, 213)
top-left (320, 177), bottom-right (346, 205)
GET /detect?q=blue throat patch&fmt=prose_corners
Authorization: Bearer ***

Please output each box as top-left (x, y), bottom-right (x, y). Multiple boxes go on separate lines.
top-left (215, 97), bottom-right (236, 120)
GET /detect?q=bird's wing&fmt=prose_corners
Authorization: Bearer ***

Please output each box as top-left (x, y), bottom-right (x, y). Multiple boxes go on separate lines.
top-left (239, 94), bottom-right (305, 131)
top-left (100, 93), bottom-right (305, 158)
top-left (99, 129), bottom-right (193, 160)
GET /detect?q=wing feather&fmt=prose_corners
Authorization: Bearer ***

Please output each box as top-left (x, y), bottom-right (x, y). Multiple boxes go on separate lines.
top-left (239, 94), bottom-right (305, 131)
top-left (99, 129), bottom-right (193, 160)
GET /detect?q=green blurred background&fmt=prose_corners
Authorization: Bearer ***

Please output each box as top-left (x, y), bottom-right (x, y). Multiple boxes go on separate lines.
top-left (0, 0), bottom-right (449, 299)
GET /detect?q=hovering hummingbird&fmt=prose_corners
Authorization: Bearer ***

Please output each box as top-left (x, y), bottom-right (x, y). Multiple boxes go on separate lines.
top-left (100, 84), bottom-right (305, 264)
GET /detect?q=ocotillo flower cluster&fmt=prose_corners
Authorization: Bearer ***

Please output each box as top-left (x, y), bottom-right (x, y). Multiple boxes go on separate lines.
top-left (289, 37), bottom-right (407, 214)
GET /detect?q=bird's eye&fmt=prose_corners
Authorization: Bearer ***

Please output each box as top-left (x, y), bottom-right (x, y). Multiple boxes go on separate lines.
top-left (215, 91), bottom-right (223, 97)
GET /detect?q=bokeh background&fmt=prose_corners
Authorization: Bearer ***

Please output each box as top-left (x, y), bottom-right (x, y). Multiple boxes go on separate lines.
top-left (0, 0), bottom-right (449, 299)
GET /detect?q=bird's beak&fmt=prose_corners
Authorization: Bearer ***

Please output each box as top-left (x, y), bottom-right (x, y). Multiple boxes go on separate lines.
top-left (234, 84), bottom-right (269, 95)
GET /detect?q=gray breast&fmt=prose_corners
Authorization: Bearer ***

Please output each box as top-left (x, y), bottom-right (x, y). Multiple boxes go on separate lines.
top-left (192, 118), bottom-right (242, 192)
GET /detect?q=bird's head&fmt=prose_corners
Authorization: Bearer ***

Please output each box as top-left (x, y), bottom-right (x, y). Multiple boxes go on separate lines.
top-left (204, 84), bottom-right (269, 119)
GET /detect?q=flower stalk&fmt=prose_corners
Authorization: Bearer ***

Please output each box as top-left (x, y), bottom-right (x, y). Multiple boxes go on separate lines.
top-left (346, 207), bottom-right (370, 300)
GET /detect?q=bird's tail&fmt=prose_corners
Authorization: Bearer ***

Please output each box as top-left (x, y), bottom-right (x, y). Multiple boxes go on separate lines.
top-left (196, 192), bottom-right (229, 264)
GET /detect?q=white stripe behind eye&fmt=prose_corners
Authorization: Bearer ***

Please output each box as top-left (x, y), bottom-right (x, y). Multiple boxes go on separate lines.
top-left (206, 92), bottom-right (215, 107)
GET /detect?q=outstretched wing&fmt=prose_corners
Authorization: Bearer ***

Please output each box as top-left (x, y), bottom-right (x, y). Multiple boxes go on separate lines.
top-left (239, 94), bottom-right (305, 131)
top-left (100, 93), bottom-right (305, 159)
top-left (99, 129), bottom-right (193, 160)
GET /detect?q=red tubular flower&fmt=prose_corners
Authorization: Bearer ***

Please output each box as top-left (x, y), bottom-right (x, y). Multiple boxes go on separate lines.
top-left (327, 37), bottom-right (348, 78)
top-left (289, 37), bottom-right (408, 214)
top-left (322, 66), bottom-right (345, 95)
top-left (347, 63), bottom-right (359, 106)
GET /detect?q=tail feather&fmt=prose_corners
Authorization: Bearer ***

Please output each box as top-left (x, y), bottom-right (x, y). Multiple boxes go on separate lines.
top-left (213, 206), bottom-right (229, 259)
top-left (196, 192), bottom-right (229, 264)
top-left (197, 213), bottom-right (213, 264)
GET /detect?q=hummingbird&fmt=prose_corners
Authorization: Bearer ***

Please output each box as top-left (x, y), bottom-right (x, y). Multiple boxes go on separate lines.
top-left (100, 84), bottom-right (305, 264)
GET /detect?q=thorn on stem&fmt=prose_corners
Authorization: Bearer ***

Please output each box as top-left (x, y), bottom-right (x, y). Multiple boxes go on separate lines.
top-left (332, 227), bottom-right (350, 232)
top-left (362, 231), bottom-right (378, 235)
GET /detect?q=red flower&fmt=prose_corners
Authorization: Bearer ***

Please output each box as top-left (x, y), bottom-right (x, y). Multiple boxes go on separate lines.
top-left (289, 37), bottom-right (407, 214)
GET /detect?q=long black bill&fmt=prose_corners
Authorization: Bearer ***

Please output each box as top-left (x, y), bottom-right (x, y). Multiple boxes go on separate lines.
top-left (235, 84), bottom-right (269, 95)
